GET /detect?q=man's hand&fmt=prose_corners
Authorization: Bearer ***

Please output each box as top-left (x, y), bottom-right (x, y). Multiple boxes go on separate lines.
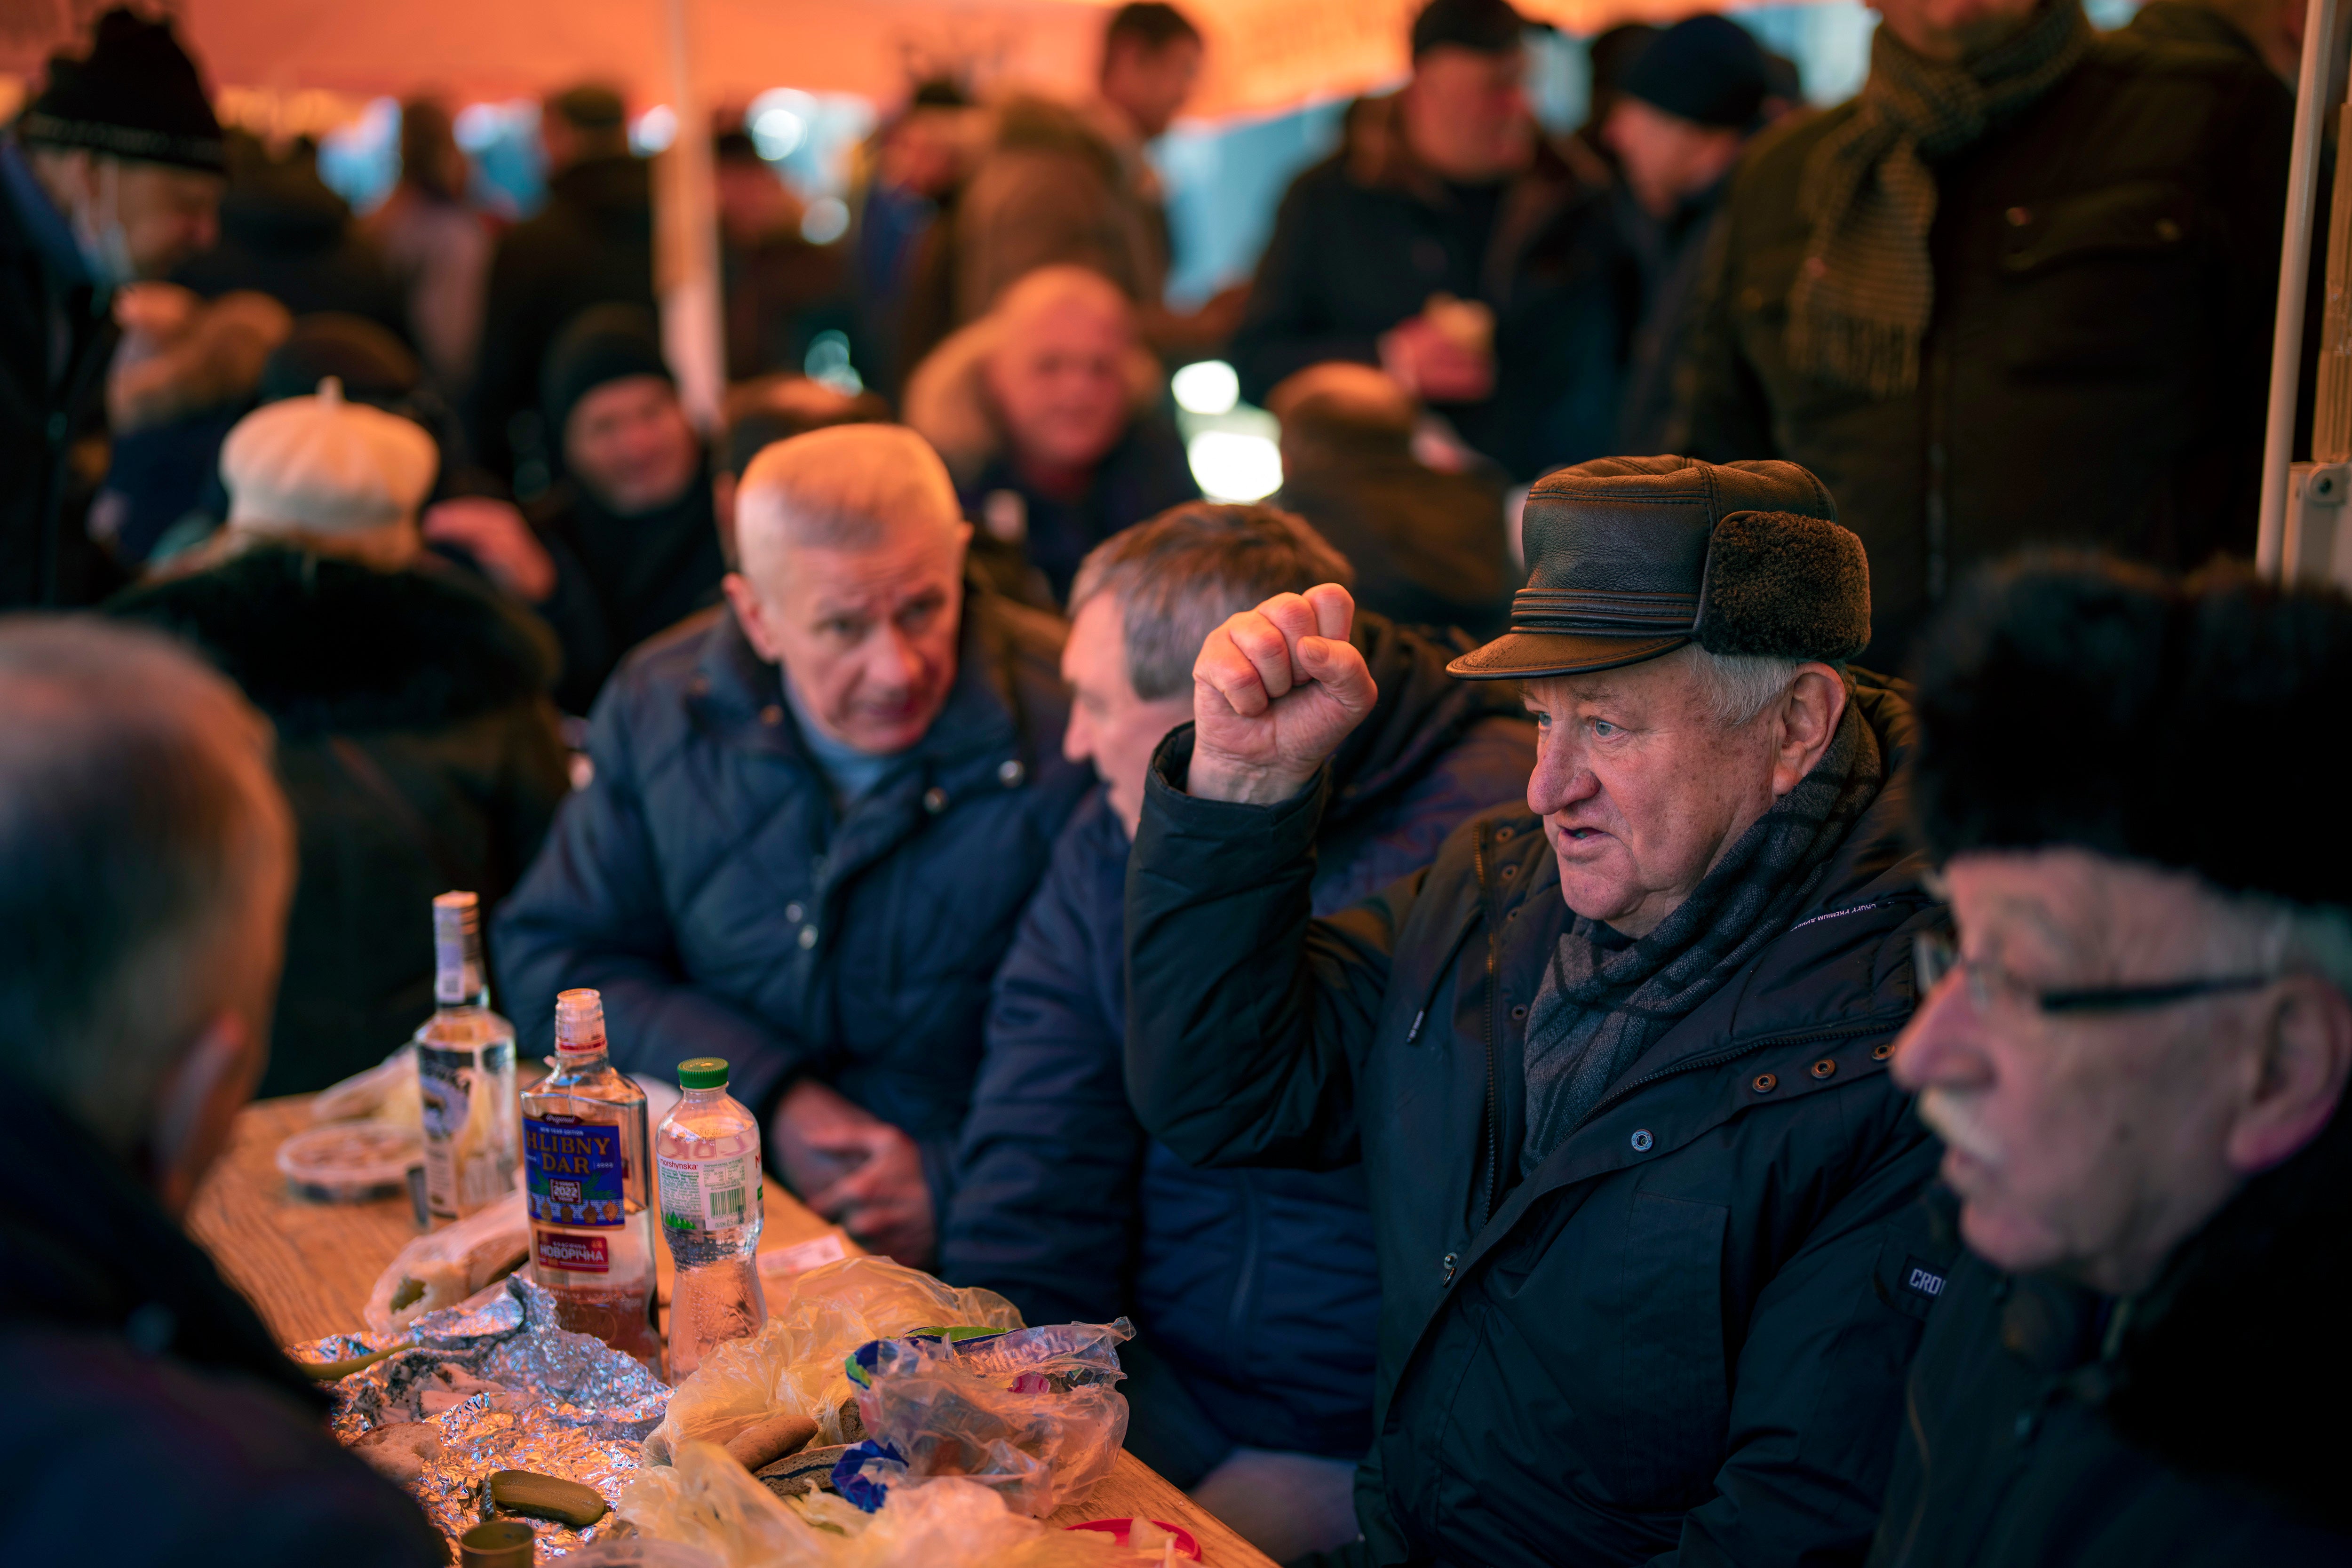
top-left (769, 1079), bottom-right (935, 1267)
top-left (1378, 312), bottom-right (1495, 403)
top-left (422, 497), bottom-right (557, 603)
top-left (1189, 584), bottom-right (1378, 805)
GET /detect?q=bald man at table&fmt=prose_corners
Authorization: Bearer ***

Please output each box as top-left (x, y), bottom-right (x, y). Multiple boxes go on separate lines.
top-left (0, 620), bottom-right (442, 1567)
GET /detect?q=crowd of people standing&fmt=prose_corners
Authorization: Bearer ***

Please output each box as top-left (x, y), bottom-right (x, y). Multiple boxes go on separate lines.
top-left (1, 1), bottom-right (2344, 1566)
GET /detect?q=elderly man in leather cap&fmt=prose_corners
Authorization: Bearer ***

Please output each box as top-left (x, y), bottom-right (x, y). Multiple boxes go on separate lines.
top-left (1870, 558), bottom-right (2352, 1567)
top-left (1124, 455), bottom-right (1952, 1567)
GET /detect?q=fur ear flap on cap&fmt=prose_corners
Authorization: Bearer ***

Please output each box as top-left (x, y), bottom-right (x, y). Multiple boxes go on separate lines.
top-left (1695, 510), bottom-right (1872, 662)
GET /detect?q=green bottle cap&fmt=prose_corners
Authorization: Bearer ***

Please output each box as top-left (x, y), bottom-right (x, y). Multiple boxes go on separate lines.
top-left (677, 1057), bottom-right (729, 1089)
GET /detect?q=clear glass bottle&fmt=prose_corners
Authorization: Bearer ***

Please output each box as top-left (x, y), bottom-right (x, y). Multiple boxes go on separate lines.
top-left (520, 988), bottom-right (662, 1372)
top-left (415, 891), bottom-right (518, 1223)
top-left (655, 1057), bottom-right (768, 1378)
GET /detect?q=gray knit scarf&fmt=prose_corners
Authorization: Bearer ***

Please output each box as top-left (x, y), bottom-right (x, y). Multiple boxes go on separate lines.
top-left (1786, 0), bottom-right (2090, 396)
top-left (1519, 701), bottom-right (1883, 1174)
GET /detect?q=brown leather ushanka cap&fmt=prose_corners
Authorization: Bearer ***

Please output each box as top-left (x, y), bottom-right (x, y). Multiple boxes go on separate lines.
top-left (1448, 454), bottom-right (1872, 681)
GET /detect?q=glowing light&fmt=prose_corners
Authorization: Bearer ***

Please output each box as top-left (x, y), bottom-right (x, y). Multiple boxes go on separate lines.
top-left (1188, 431), bottom-right (1282, 502)
top-left (630, 104), bottom-right (676, 155)
top-left (748, 89), bottom-right (817, 160)
top-left (804, 329), bottom-right (863, 395)
top-left (1171, 359), bottom-right (1240, 416)
top-left (801, 196), bottom-right (850, 244)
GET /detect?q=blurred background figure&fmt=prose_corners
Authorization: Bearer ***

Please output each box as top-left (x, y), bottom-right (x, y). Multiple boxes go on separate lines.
top-left (427, 304), bottom-right (722, 715)
top-left (0, 619), bottom-right (445, 1566)
top-left (905, 264), bottom-right (1195, 603)
top-left (107, 379), bottom-right (568, 1095)
top-left (363, 97), bottom-right (494, 402)
top-left (1564, 21), bottom-right (1658, 173)
top-left (1268, 361), bottom-right (1514, 637)
top-left (3, 8), bottom-right (225, 609)
top-left (1227, 0), bottom-right (1621, 480)
top-left (1603, 14), bottom-right (1769, 454)
top-left (714, 128), bottom-right (850, 381)
top-left (1681, 0), bottom-right (2291, 665)
top-left (2122, 0), bottom-right (2302, 79)
top-left (173, 130), bottom-right (405, 342)
top-left (469, 84), bottom-right (652, 493)
top-left (850, 78), bottom-right (980, 398)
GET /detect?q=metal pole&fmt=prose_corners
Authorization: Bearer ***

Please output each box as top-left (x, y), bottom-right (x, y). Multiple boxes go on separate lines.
top-left (660, 0), bottom-right (726, 433)
top-left (2257, 0), bottom-right (2341, 578)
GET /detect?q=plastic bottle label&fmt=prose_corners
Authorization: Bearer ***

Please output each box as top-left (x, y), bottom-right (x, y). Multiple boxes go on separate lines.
top-left (658, 1151), bottom-right (756, 1234)
top-left (524, 1114), bottom-right (625, 1227)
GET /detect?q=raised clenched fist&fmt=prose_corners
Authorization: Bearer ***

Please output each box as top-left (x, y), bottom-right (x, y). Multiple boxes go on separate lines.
top-left (1188, 584), bottom-right (1379, 805)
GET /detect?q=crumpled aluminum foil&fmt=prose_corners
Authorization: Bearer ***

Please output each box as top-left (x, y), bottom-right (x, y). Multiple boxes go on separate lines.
top-left (294, 1274), bottom-right (670, 1558)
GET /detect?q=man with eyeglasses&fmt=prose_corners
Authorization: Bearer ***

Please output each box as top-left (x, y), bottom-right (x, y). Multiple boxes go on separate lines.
top-left (1872, 557), bottom-right (2352, 1566)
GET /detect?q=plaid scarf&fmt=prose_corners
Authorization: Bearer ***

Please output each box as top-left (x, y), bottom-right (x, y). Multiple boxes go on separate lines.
top-left (1519, 700), bottom-right (1883, 1174)
top-left (1786, 0), bottom-right (2090, 396)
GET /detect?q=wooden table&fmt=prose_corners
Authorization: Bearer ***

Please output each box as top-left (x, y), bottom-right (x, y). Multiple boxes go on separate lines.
top-left (190, 1096), bottom-right (1278, 1568)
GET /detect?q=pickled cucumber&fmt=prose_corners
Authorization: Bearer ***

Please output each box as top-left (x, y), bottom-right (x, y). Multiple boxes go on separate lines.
top-left (488, 1468), bottom-right (608, 1528)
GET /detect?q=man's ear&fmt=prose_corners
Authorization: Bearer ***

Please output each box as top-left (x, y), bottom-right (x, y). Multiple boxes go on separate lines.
top-left (712, 472), bottom-right (740, 569)
top-left (145, 1012), bottom-right (263, 1219)
top-left (723, 572), bottom-right (784, 664)
top-left (2228, 974), bottom-right (2352, 1175)
top-left (1768, 663), bottom-right (1848, 797)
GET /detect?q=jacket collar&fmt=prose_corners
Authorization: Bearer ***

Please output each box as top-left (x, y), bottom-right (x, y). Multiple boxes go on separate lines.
top-left (0, 1071), bottom-right (326, 1409)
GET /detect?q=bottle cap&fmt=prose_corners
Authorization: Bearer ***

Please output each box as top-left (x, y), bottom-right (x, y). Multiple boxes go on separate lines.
top-left (553, 988), bottom-right (605, 1056)
top-left (677, 1057), bottom-right (729, 1089)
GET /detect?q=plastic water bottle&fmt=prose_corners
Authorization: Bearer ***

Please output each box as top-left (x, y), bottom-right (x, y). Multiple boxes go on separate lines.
top-left (520, 988), bottom-right (662, 1373)
top-left (655, 1057), bottom-right (768, 1378)
top-left (415, 891), bottom-right (518, 1222)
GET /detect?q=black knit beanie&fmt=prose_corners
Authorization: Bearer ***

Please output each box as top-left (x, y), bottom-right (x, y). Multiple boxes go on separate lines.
top-left (19, 9), bottom-right (225, 175)
top-left (1910, 555), bottom-right (2352, 909)
top-left (540, 305), bottom-right (673, 447)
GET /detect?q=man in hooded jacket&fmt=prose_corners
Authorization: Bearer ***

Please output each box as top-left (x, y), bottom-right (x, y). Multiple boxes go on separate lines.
top-left (944, 502), bottom-right (1532, 1562)
top-left (1123, 455), bottom-right (1952, 1566)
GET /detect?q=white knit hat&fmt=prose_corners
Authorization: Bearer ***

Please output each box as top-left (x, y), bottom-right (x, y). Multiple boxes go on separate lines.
top-left (220, 378), bottom-right (437, 567)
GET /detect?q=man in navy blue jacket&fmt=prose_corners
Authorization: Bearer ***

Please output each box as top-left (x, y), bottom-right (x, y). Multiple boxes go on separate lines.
top-left (496, 425), bottom-right (1093, 1266)
top-left (943, 502), bottom-right (1532, 1560)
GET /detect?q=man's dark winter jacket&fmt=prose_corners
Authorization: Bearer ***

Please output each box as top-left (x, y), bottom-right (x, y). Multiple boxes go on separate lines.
top-left (469, 154), bottom-right (655, 484)
top-left (946, 618), bottom-right (1534, 1484)
top-left (1681, 35), bottom-right (2290, 664)
top-left (172, 157), bottom-right (407, 342)
top-left (493, 586), bottom-right (1094, 1216)
top-left (958, 415), bottom-right (1198, 605)
top-left (1125, 673), bottom-right (1953, 1567)
top-left (0, 142), bottom-right (121, 609)
top-left (0, 1075), bottom-right (444, 1566)
top-left (1869, 1116), bottom-right (2352, 1568)
top-left (1228, 94), bottom-right (1624, 480)
top-left (111, 548), bottom-right (572, 1095)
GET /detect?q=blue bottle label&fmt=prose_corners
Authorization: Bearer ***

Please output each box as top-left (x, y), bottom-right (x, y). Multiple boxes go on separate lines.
top-left (524, 1114), bottom-right (624, 1227)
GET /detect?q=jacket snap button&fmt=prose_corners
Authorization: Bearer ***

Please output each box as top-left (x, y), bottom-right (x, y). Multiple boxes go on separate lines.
top-left (797, 924), bottom-right (818, 949)
top-left (1811, 1058), bottom-right (1837, 1080)
top-left (760, 704), bottom-right (783, 725)
top-left (1494, 827), bottom-right (1512, 842)
top-left (1510, 1004), bottom-right (1527, 1020)
top-left (997, 758), bottom-right (1025, 787)
top-left (1500, 863), bottom-right (1517, 878)
top-left (1752, 1072), bottom-right (1778, 1093)
top-left (1872, 1042), bottom-right (1893, 1061)
top-left (1441, 1251), bottom-right (1458, 1281)
top-left (2006, 205), bottom-right (2032, 227)
top-left (1630, 1129), bottom-right (1654, 1152)
top-left (2154, 217), bottom-right (2181, 242)
top-left (923, 786), bottom-right (949, 813)
top-left (784, 901), bottom-right (804, 924)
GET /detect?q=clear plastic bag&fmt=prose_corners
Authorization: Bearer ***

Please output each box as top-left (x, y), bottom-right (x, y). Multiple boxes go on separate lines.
top-left (644, 1256), bottom-right (1024, 1464)
top-left (844, 1321), bottom-right (1133, 1518)
top-left (617, 1441), bottom-right (1125, 1568)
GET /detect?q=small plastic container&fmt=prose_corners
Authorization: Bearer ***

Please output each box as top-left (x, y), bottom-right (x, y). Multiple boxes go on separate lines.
top-left (276, 1121), bottom-right (422, 1204)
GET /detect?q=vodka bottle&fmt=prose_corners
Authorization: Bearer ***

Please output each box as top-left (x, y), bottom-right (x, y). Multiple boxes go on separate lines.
top-left (520, 988), bottom-right (662, 1373)
top-left (415, 892), bottom-right (518, 1222)
top-left (655, 1057), bottom-right (768, 1379)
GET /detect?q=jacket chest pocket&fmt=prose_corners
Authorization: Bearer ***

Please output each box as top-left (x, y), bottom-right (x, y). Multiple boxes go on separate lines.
top-left (1996, 179), bottom-right (2200, 380)
top-left (1603, 1190), bottom-right (1732, 1510)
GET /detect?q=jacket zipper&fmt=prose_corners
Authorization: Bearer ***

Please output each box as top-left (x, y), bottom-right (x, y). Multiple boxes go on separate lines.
top-left (1474, 828), bottom-right (1501, 1226)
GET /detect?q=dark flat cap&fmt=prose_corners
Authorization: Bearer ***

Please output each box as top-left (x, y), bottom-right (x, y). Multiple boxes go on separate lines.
top-left (1448, 454), bottom-right (1869, 680)
top-left (1913, 555), bottom-right (2352, 909)
top-left (1412, 0), bottom-right (1530, 58)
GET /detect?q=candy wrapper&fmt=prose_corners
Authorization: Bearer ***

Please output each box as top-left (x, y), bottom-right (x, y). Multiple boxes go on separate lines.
top-left (292, 1273), bottom-right (670, 1557)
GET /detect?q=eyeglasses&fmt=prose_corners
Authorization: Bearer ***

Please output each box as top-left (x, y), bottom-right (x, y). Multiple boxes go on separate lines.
top-left (1913, 929), bottom-right (2276, 1016)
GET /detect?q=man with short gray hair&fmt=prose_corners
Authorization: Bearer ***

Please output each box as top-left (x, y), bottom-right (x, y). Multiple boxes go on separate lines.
top-left (1870, 559), bottom-right (2352, 1566)
top-left (496, 424), bottom-right (1093, 1267)
top-left (945, 501), bottom-right (1532, 1560)
top-left (1124, 456), bottom-right (1951, 1565)
top-left (0, 619), bottom-right (442, 1564)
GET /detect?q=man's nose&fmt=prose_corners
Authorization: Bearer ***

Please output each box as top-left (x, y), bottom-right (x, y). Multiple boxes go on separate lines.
top-left (1891, 970), bottom-right (1977, 1092)
top-left (1525, 734), bottom-right (1595, 817)
top-left (863, 626), bottom-right (923, 692)
top-left (1063, 704), bottom-right (1094, 765)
